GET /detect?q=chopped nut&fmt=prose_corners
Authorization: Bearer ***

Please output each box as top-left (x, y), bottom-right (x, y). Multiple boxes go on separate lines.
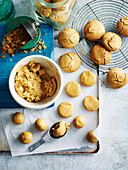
top-left (38, 45), bottom-right (42, 50)
top-left (42, 45), bottom-right (46, 49)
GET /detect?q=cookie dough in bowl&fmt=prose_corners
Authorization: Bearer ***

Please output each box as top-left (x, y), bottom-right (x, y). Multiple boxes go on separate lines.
top-left (117, 17), bottom-right (128, 37)
top-left (9, 55), bottom-right (63, 109)
top-left (106, 68), bottom-right (127, 89)
top-left (84, 20), bottom-right (105, 41)
top-left (102, 32), bottom-right (122, 51)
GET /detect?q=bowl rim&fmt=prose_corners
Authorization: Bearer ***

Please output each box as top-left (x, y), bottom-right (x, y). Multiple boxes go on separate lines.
top-left (9, 55), bottom-right (63, 109)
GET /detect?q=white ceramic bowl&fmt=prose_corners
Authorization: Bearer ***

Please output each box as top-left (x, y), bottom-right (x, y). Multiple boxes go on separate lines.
top-left (9, 55), bottom-right (63, 109)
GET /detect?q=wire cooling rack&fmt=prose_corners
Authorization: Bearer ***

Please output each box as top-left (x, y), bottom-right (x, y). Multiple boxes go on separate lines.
top-left (72, 0), bottom-right (128, 73)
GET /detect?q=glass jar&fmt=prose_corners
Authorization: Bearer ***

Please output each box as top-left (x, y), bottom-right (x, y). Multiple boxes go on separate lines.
top-left (32, 0), bottom-right (76, 29)
top-left (0, 0), bottom-right (15, 24)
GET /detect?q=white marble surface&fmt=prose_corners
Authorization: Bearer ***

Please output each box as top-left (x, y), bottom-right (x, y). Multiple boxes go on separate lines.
top-left (0, 0), bottom-right (128, 169)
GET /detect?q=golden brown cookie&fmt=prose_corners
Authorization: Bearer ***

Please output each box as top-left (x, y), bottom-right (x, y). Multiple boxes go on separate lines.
top-left (58, 102), bottom-right (74, 118)
top-left (19, 132), bottom-right (33, 144)
top-left (90, 44), bottom-right (111, 65)
top-left (73, 115), bottom-right (86, 129)
top-left (84, 95), bottom-right (99, 111)
top-left (84, 20), bottom-right (105, 41)
top-left (65, 81), bottom-right (81, 97)
top-left (58, 28), bottom-right (80, 48)
top-left (35, 118), bottom-right (47, 131)
top-left (106, 68), bottom-right (127, 89)
top-left (80, 71), bottom-right (96, 86)
top-left (117, 17), bottom-right (128, 37)
top-left (12, 112), bottom-right (24, 125)
top-left (102, 32), bottom-right (122, 51)
top-left (86, 130), bottom-right (98, 143)
top-left (59, 52), bottom-right (81, 72)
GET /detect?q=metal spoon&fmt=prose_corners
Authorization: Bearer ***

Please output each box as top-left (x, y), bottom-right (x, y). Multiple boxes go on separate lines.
top-left (28, 122), bottom-right (67, 152)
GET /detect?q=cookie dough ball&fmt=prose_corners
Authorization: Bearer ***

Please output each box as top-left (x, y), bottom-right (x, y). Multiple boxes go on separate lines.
top-left (36, 1), bottom-right (51, 18)
top-left (59, 52), bottom-right (81, 72)
top-left (65, 81), bottom-right (81, 97)
top-left (19, 131), bottom-right (33, 144)
top-left (52, 120), bottom-right (70, 138)
top-left (35, 118), bottom-right (47, 131)
top-left (86, 130), bottom-right (98, 143)
top-left (102, 32), bottom-right (122, 51)
top-left (106, 68), bottom-right (127, 89)
top-left (117, 17), bottom-right (128, 37)
top-left (84, 20), bottom-right (105, 41)
top-left (80, 71), bottom-right (96, 86)
top-left (91, 44), bottom-right (111, 65)
top-left (58, 28), bottom-right (80, 48)
top-left (58, 102), bottom-right (74, 118)
top-left (12, 112), bottom-right (24, 125)
top-left (84, 95), bottom-right (99, 111)
top-left (73, 115), bottom-right (86, 129)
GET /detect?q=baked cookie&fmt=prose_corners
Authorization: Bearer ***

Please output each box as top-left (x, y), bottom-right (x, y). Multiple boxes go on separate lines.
top-left (117, 17), bottom-right (128, 37)
top-left (84, 20), bottom-right (105, 41)
top-left (19, 131), bottom-right (33, 144)
top-left (65, 81), bottom-right (81, 97)
top-left (80, 71), bottom-right (96, 86)
top-left (90, 44), bottom-right (111, 65)
top-left (102, 32), bottom-right (122, 51)
top-left (58, 28), bottom-right (80, 48)
top-left (58, 102), bottom-right (74, 118)
top-left (84, 95), bottom-right (99, 111)
top-left (35, 118), bottom-right (47, 131)
top-left (73, 115), bottom-right (86, 129)
top-left (86, 130), bottom-right (98, 143)
top-left (106, 68), bottom-right (127, 89)
top-left (59, 52), bottom-right (81, 72)
top-left (12, 112), bottom-right (24, 125)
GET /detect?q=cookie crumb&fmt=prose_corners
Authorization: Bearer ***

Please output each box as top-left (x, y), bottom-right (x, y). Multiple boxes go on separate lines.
top-left (38, 51), bottom-right (41, 53)
top-left (44, 34), bottom-right (47, 35)
top-left (101, 84), bottom-right (102, 87)
top-left (1, 55), bottom-right (5, 58)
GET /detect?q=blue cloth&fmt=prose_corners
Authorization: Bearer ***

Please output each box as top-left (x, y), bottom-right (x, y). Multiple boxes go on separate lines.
top-left (0, 24), bottom-right (54, 108)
